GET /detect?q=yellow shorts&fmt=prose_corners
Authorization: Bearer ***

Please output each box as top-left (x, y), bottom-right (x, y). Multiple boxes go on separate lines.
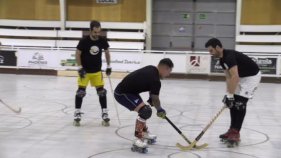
top-left (77, 71), bottom-right (104, 88)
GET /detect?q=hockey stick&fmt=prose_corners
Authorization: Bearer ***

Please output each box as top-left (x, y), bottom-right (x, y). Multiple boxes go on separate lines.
top-left (177, 105), bottom-right (227, 151)
top-left (165, 116), bottom-right (208, 150)
top-left (0, 99), bottom-right (22, 114)
top-left (107, 76), bottom-right (121, 126)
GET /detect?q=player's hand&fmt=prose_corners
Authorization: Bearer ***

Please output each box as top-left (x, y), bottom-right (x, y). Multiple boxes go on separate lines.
top-left (222, 95), bottom-right (235, 108)
top-left (106, 65), bottom-right (112, 76)
top-left (157, 108), bottom-right (166, 119)
top-left (78, 67), bottom-right (86, 78)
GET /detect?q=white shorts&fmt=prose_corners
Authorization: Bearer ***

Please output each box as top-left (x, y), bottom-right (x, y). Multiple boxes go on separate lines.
top-left (235, 71), bottom-right (261, 99)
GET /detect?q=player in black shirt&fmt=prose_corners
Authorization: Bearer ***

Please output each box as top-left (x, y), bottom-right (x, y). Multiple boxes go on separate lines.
top-left (114, 58), bottom-right (174, 152)
top-left (73, 20), bottom-right (112, 127)
top-left (205, 38), bottom-right (261, 147)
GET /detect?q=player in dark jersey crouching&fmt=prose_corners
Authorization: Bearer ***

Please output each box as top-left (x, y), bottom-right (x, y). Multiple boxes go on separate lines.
top-left (114, 58), bottom-right (173, 153)
top-left (205, 38), bottom-right (261, 147)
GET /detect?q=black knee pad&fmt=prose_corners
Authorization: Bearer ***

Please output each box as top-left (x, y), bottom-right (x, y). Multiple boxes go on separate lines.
top-left (97, 88), bottom-right (107, 97)
top-left (76, 88), bottom-right (86, 98)
top-left (138, 105), bottom-right (152, 120)
top-left (234, 95), bottom-right (248, 110)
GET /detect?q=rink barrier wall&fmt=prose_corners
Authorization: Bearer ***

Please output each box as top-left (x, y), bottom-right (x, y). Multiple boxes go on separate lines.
top-left (0, 48), bottom-right (281, 81)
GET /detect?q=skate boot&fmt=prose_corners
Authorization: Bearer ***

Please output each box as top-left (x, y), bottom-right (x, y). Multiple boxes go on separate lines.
top-left (219, 128), bottom-right (234, 142)
top-left (131, 139), bottom-right (148, 153)
top-left (143, 126), bottom-right (157, 144)
top-left (226, 129), bottom-right (240, 148)
top-left (73, 110), bottom-right (84, 126)
top-left (101, 109), bottom-right (110, 127)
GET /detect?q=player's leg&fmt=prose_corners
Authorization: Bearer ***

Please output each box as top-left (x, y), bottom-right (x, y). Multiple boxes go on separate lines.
top-left (74, 75), bottom-right (89, 126)
top-left (143, 124), bottom-right (157, 144)
top-left (219, 107), bottom-right (237, 141)
top-left (133, 104), bottom-right (152, 152)
top-left (226, 94), bottom-right (248, 146)
top-left (226, 72), bottom-right (260, 146)
top-left (96, 87), bottom-right (110, 126)
top-left (114, 91), bottom-right (150, 152)
top-left (138, 105), bottom-right (156, 144)
top-left (90, 71), bottom-right (110, 126)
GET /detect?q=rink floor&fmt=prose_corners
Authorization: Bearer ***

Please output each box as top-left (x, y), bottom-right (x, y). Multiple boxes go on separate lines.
top-left (0, 74), bottom-right (280, 158)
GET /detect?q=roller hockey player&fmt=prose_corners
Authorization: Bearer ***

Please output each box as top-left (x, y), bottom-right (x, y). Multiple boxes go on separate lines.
top-left (205, 38), bottom-right (261, 147)
top-left (73, 20), bottom-right (112, 127)
top-left (114, 58), bottom-right (174, 153)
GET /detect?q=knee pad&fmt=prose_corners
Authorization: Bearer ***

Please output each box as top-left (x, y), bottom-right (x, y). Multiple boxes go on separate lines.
top-left (234, 95), bottom-right (248, 110)
top-left (76, 88), bottom-right (86, 98)
top-left (97, 88), bottom-right (107, 97)
top-left (138, 105), bottom-right (152, 120)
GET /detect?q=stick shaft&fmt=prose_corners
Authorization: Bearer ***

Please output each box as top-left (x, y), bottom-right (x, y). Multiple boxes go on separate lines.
top-left (165, 116), bottom-right (192, 144)
top-left (108, 76), bottom-right (121, 126)
top-left (195, 106), bottom-right (226, 141)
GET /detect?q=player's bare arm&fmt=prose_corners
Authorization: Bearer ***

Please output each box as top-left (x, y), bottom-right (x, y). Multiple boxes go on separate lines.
top-left (226, 66), bottom-right (239, 95)
top-left (104, 49), bottom-right (111, 66)
top-left (150, 94), bottom-right (161, 110)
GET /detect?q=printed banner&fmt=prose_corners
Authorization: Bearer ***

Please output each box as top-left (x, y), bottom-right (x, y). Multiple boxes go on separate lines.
top-left (186, 55), bottom-right (210, 74)
top-left (17, 50), bottom-right (60, 68)
top-left (58, 51), bottom-right (142, 72)
top-left (0, 50), bottom-right (17, 66)
top-left (102, 51), bottom-right (142, 72)
top-left (251, 56), bottom-right (277, 75)
top-left (58, 51), bottom-right (77, 70)
top-left (210, 55), bottom-right (278, 75)
top-left (210, 56), bottom-right (224, 73)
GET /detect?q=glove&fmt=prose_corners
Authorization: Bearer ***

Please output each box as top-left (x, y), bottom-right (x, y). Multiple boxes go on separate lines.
top-left (78, 67), bottom-right (86, 78)
top-left (222, 95), bottom-right (235, 108)
top-left (106, 65), bottom-right (112, 76)
top-left (157, 108), bottom-right (166, 119)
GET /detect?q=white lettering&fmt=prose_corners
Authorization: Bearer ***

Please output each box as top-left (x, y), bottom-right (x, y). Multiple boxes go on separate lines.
top-left (256, 58), bottom-right (273, 65)
top-left (96, 0), bottom-right (117, 4)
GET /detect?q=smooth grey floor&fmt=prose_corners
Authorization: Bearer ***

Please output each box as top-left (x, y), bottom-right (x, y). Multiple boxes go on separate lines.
top-left (0, 74), bottom-right (280, 158)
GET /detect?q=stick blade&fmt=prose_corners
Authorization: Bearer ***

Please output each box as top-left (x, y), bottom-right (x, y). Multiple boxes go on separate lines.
top-left (0, 99), bottom-right (21, 114)
top-left (195, 143), bottom-right (208, 149)
top-left (176, 141), bottom-right (208, 151)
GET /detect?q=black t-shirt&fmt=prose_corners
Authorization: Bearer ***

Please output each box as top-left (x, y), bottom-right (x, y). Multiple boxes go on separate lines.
top-left (220, 49), bottom-right (259, 77)
top-left (77, 36), bottom-right (109, 73)
top-left (115, 65), bottom-right (161, 95)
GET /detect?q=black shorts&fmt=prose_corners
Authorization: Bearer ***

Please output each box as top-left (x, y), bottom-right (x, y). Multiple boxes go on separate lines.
top-left (114, 90), bottom-right (143, 111)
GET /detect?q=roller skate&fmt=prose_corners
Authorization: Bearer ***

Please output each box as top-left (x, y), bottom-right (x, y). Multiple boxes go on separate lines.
top-left (225, 129), bottom-right (240, 148)
top-left (219, 128), bottom-right (234, 142)
top-left (144, 132), bottom-right (157, 145)
top-left (131, 139), bottom-right (148, 153)
top-left (73, 110), bottom-right (84, 126)
top-left (101, 109), bottom-right (110, 127)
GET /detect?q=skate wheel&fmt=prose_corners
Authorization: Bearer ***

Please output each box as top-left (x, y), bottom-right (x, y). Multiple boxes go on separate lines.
top-left (102, 121), bottom-right (110, 127)
top-left (226, 141), bottom-right (238, 148)
top-left (227, 144), bottom-right (234, 148)
top-left (73, 121), bottom-right (80, 127)
top-left (142, 148), bottom-right (148, 153)
top-left (131, 147), bottom-right (136, 152)
top-left (147, 139), bottom-right (156, 145)
top-left (220, 138), bottom-right (227, 143)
